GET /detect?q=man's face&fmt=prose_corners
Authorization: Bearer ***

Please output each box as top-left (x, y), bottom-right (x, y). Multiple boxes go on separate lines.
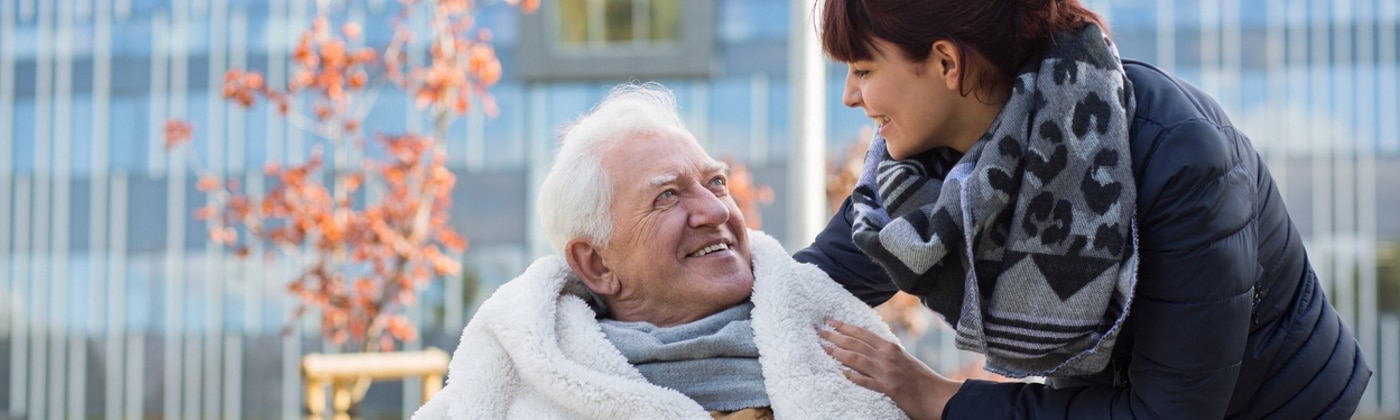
top-left (596, 131), bottom-right (754, 326)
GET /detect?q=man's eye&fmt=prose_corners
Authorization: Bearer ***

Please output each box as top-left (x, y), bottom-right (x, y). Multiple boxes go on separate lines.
top-left (709, 176), bottom-right (726, 187)
top-left (656, 190), bottom-right (676, 202)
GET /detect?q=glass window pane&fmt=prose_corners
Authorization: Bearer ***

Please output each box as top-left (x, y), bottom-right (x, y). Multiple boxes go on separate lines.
top-left (557, 0), bottom-right (589, 46)
top-left (603, 0), bottom-right (635, 43)
top-left (110, 97), bottom-right (141, 172)
top-left (70, 95), bottom-right (95, 176)
top-left (648, 0), bottom-right (681, 42)
top-left (14, 100), bottom-right (36, 173)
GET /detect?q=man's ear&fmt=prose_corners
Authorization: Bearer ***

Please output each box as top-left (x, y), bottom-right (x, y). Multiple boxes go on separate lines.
top-left (564, 239), bottom-right (619, 296)
top-left (929, 39), bottom-right (963, 92)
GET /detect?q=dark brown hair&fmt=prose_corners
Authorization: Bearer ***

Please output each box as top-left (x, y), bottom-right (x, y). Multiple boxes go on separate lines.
top-left (821, 0), bottom-right (1107, 97)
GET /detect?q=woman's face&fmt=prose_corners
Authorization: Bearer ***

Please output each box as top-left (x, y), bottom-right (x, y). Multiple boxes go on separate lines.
top-left (841, 38), bottom-right (979, 159)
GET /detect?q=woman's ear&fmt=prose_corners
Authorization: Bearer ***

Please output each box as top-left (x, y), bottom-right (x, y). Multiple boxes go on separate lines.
top-left (929, 39), bottom-right (963, 92)
top-left (564, 239), bottom-right (619, 296)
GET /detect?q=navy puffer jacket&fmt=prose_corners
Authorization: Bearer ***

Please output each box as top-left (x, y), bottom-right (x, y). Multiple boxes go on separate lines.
top-left (795, 60), bottom-right (1371, 419)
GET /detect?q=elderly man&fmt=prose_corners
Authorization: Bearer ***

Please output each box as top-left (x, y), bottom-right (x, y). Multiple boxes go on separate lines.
top-left (412, 83), bottom-right (907, 419)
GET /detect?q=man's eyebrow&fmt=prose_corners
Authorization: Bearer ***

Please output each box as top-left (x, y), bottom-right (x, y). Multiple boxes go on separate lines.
top-left (647, 174), bottom-right (678, 187)
top-left (646, 162), bottom-right (727, 187)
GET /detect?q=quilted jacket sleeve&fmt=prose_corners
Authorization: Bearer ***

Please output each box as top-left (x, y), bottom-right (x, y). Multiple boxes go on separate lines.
top-left (794, 197), bottom-right (901, 307)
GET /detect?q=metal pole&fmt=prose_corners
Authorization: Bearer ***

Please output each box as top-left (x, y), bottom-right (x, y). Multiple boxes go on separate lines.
top-left (787, 0), bottom-right (826, 249)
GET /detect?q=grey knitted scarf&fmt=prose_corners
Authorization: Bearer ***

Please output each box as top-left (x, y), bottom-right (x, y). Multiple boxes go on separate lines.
top-left (598, 302), bottom-right (769, 411)
top-left (850, 25), bottom-right (1138, 378)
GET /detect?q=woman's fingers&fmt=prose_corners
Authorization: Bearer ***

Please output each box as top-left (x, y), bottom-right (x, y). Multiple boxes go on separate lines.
top-left (819, 319), bottom-right (961, 420)
top-left (828, 319), bottom-right (888, 344)
top-left (820, 321), bottom-right (878, 353)
top-left (819, 320), bottom-right (908, 392)
top-left (820, 332), bottom-right (878, 376)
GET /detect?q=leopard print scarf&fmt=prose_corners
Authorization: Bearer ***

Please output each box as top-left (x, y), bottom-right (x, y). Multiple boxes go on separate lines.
top-left (850, 25), bottom-right (1138, 378)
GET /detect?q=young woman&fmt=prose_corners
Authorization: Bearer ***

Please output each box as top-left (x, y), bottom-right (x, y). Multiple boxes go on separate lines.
top-left (795, 0), bottom-right (1372, 418)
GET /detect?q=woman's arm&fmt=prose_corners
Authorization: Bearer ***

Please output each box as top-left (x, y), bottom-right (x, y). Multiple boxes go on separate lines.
top-left (794, 197), bottom-right (901, 306)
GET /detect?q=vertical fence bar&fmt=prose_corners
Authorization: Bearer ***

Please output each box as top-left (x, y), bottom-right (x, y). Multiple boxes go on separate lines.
top-left (1264, 0), bottom-right (1287, 186)
top-left (203, 1), bottom-right (230, 418)
top-left (10, 178), bottom-right (30, 419)
top-left (1308, 0), bottom-right (1336, 298)
top-left (0, 6), bottom-right (15, 391)
top-left (1353, 0), bottom-right (1381, 411)
top-left (1383, 314), bottom-right (1399, 411)
top-left (157, 6), bottom-right (186, 418)
top-left (31, 0), bottom-right (54, 416)
top-left (91, 0), bottom-right (116, 418)
top-left (224, 7), bottom-right (248, 420)
top-left (1287, 0), bottom-right (1308, 188)
top-left (270, 1), bottom-right (300, 418)
top-left (1200, 0), bottom-right (1220, 98)
top-left (1221, 0), bottom-right (1240, 114)
top-left (1382, 0), bottom-right (1398, 155)
top-left (110, 173), bottom-right (138, 419)
top-left (53, 0), bottom-right (79, 416)
top-left (1330, 0), bottom-right (1358, 335)
top-left (1155, 0), bottom-right (1174, 71)
top-left (749, 72), bottom-right (769, 166)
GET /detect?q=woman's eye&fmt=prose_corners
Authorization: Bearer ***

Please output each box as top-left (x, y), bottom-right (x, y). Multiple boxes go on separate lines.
top-left (852, 68), bottom-right (870, 77)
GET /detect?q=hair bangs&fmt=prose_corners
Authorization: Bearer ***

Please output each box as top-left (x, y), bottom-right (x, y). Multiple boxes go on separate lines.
top-left (820, 0), bottom-right (875, 62)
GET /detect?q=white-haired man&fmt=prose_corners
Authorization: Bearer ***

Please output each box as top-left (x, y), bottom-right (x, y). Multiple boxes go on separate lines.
top-left (413, 83), bottom-right (909, 419)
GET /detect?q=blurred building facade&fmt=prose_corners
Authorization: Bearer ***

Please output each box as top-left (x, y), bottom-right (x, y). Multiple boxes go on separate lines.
top-left (1, 0), bottom-right (1398, 418)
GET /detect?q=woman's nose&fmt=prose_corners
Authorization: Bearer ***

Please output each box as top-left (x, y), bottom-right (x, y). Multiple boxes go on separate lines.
top-left (842, 74), bottom-right (861, 108)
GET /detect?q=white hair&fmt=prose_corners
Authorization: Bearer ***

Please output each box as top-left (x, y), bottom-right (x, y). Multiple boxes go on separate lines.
top-left (537, 82), bottom-right (694, 253)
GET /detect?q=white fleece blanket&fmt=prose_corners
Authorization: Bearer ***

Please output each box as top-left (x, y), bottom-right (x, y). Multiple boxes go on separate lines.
top-left (412, 230), bottom-right (909, 419)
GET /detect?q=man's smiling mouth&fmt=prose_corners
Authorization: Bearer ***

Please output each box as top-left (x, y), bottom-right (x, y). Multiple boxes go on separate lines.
top-left (689, 242), bottom-right (730, 257)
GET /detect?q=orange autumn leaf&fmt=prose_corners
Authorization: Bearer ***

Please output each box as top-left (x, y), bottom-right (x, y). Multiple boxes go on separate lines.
top-left (387, 314), bottom-right (417, 339)
top-left (341, 22), bottom-right (362, 39)
top-left (343, 173), bottom-right (364, 191)
top-left (163, 119), bottom-right (193, 150)
top-left (437, 229), bottom-right (467, 252)
top-left (415, 88), bottom-right (436, 109)
top-left (320, 40), bottom-right (348, 69)
top-left (453, 91), bottom-right (470, 114)
top-left (194, 205), bottom-right (217, 221)
top-left (353, 47), bottom-right (376, 63)
top-left (348, 71), bottom-right (368, 89)
top-left (431, 251), bottom-right (461, 276)
top-left (196, 175), bottom-right (220, 192)
top-left (209, 226), bottom-right (237, 244)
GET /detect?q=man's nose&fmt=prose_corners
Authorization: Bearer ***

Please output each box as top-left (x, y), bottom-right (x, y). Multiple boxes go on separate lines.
top-left (687, 186), bottom-right (730, 228)
top-left (842, 74), bottom-right (861, 108)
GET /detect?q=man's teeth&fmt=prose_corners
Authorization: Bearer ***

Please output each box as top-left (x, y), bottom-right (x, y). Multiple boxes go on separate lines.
top-left (689, 243), bottom-right (729, 257)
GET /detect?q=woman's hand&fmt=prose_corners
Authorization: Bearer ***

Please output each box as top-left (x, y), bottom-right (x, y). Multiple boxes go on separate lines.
top-left (820, 319), bottom-right (963, 420)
